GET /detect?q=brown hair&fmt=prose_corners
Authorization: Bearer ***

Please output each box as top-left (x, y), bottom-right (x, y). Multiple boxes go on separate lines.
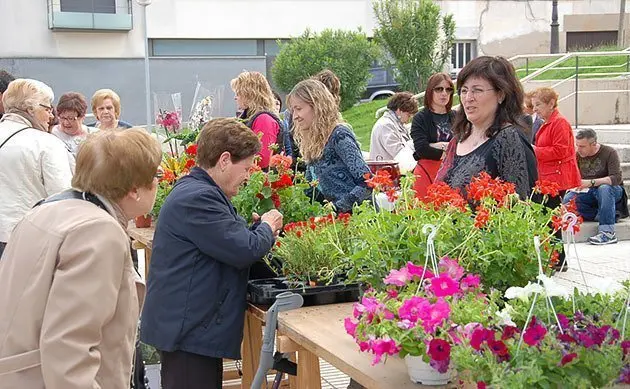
top-left (230, 71), bottom-right (277, 119)
top-left (311, 69), bottom-right (341, 106)
top-left (387, 92), bottom-right (419, 114)
top-left (91, 89), bottom-right (122, 119)
top-left (423, 73), bottom-right (454, 112)
top-left (524, 91), bottom-right (535, 110)
top-left (452, 56), bottom-right (526, 141)
top-left (57, 92), bottom-right (88, 117)
top-left (72, 128), bottom-right (162, 201)
top-left (196, 118), bottom-right (262, 169)
top-left (532, 87), bottom-right (559, 109)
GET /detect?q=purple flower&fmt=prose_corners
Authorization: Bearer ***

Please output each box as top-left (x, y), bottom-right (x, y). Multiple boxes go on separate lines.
top-left (460, 274), bottom-right (481, 291)
top-left (618, 365), bottom-right (630, 384)
top-left (429, 357), bottom-right (450, 374)
top-left (383, 267), bottom-right (411, 286)
top-left (557, 313), bottom-right (570, 330)
top-left (523, 317), bottom-right (547, 347)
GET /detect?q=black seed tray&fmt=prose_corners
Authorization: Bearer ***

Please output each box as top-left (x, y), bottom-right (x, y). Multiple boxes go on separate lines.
top-left (247, 277), bottom-right (361, 306)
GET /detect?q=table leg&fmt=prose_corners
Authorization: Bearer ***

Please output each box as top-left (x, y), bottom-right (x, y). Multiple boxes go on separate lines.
top-left (297, 349), bottom-right (321, 389)
top-left (242, 310), bottom-right (264, 389)
top-left (288, 353), bottom-right (297, 389)
top-left (144, 247), bottom-right (152, 280)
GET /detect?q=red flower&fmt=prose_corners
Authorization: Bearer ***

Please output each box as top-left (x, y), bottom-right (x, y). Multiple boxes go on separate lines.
top-left (270, 154), bottom-right (293, 171)
top-left (185, 144), bottom-right (198, 156)
top-left (466, 171), bottom-right (516, 204)
top-left (534, 179), bottom-right (560, 197)
top-left (474, 206), bottom-right (490, 228)
top-left (477, 382), bottom-right (487, 389)
top-left (427, 338), bottom-right (451, 361)
top-left (501, 326), bottom-right (519, 341)
top-left (162, 169), bottom-right (176, 183)
top-left (423, 182), bottom-right (467, 212)
top-left (488, 339), bottom-right (510, 362)
top-left (385, 188), bottom-right (399, 203)
top-left (364, 169), bottom-right (395, 191)
top-left (471, 328), bottom-right (495, 351)
top-left (271, 193), bottom-right (281, 208)
top-left (560, 352), bottom-right (577, 366)
top-left (523, 317), bottom-right (547, 347)
top-left (275, 241), bottom-right (281, 247)
top-left (184, 158), bottom-right (195, 170)
top-left (622, 340), bottom-right (630, 357)
top-left (271, 174), bottom-right (293, 190)
top-left (549, 251), bottom-right (560, 266)
top-left (296, 230), bottom-right (302, 238)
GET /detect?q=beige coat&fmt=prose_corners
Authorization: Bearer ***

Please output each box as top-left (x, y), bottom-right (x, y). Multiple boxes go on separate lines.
top-left (0, 196), bottom-right (145, 389)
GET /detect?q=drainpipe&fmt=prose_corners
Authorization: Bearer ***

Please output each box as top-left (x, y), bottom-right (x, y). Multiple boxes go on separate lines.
top-left (550, 1), bottom-right (559, 54)
top-left (619, 0), bottom-right (627, 48)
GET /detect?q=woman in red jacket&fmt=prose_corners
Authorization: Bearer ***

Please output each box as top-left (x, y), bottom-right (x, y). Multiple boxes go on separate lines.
top-left (532, 87), bottom-right (580, 272)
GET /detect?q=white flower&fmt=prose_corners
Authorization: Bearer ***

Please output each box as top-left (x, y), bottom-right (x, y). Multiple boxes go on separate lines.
top-left (537, 274), bottom-right (570, 299)
top-left (496, 304), bottom-right (516, 327)
top-left (590, 278), bottom-right (624, 296)
top-left (505, 282), bottom-right (544, 301)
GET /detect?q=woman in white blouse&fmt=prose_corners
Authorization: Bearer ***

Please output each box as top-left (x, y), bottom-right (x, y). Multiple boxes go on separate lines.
top-left (0, 79), bottom-right (73, 257)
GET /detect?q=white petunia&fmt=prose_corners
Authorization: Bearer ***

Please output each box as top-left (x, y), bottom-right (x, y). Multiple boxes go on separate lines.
top-left (496, 304), bottom-right (516, 327)
top-left (505, 282), bottom-right (544, 301)
top-left (537, 274), bottom-right (570, 299)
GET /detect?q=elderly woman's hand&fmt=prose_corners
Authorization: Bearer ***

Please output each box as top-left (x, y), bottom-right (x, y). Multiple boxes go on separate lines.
top-left (261, 209), bottom-right (283, 236)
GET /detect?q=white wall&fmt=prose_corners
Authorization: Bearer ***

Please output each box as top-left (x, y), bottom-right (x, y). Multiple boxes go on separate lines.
top-left (0, 0), bottom-right (146, 58)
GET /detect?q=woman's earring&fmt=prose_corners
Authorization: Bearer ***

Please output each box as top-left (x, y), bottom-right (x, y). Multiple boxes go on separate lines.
top-left (136, 196), bottom-right (141, 202)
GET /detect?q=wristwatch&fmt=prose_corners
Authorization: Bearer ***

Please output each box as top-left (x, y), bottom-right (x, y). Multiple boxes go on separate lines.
top-left (590, 179), bottom-right (595, 187)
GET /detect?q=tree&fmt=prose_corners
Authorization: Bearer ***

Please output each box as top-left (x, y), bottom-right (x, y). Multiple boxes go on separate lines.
top-left (373, 0), bottom-right (456, 93)
top-left (272, 29), bottom-right (381, 111)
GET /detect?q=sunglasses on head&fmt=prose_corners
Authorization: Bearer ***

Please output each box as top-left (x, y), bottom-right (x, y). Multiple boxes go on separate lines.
top-left (433, 86), bottom-right (454, 94)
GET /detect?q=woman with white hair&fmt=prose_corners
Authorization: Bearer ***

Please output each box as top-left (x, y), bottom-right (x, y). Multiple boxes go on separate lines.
top-left (0, 79), bottom-right (73, 257)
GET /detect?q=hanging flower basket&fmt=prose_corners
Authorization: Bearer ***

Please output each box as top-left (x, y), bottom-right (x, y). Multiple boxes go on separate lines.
top-left (404, 355), bottom-right (455, 385)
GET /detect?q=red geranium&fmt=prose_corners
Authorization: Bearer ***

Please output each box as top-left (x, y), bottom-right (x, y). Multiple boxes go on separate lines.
top-left (534, 179), bottom-right (560, 198)
top-left (423, 182), bottom-right (467, 212)
top-left (185, 144), bottom-right (198, 156)
top-left (474, 206), bottom-right (490, 228)
top-left (271, 174), bottom-right (293, 190)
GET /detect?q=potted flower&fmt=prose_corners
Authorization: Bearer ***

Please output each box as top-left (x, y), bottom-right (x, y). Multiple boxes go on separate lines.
top-left (451, 283), bottom-right (630, 388)
top-left (344, 172), bottom-right (576, 293)
top-left (345, 257), bottom-right (499, 385)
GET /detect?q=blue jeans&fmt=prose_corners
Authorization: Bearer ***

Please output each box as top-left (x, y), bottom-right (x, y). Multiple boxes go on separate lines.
top-left (563, 184), bottom-right (624, 233)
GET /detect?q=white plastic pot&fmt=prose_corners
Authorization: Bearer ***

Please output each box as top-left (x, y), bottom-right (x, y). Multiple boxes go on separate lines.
top-left (404, 355), bottom-right (455, 385)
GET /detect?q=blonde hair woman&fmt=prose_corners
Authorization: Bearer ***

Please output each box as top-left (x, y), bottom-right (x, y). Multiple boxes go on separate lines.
top-left (231, 71), bottom-right (282, 169)
top-left (0, 79), bottom-right (73, 257)
top-left (90, 88), bottom-right (132, 130)
top-left (0, 129), bottom-right (162, 388)
top-left (288, 79), bottom-right (370, 212)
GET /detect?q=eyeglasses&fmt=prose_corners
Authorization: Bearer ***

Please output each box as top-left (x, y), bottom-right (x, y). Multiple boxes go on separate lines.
top-left (433, 86), bottom-right (454, 94)
top-left (458, 88), bottom-right (495, 98)
top-left (39, 104), bottom-right (53, 112)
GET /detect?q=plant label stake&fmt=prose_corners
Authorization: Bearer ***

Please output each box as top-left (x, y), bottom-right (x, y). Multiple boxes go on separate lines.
top-left (617, 286), bottom-right (630, 339)
top-left (562, 212), bottom-right (589, 293)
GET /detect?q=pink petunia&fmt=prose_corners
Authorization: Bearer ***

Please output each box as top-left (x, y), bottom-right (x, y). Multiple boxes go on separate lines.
top-left (471, 328), bottom-right (495, 351)
top-left (419, 298), bottom-right (451, 334)
top-left (460, 274), bottom-right (481, 291)
top-left (428, 338), bottom-right (451, 361)
top-left (398, 296), bottom-right (429, 324)
top-left (438, 257), bottom-right (464, 280)
top-left (406, 261), bottom-right (434, 280)
top-left (383, 267), bottom-right (412, 286)
top-left (428, 274), bottom-right (461, 297)
top-left (523, 317), bottom-right (547, 347)
top-left (370, 338), bottom-right (400, 365)
top-left (386, 289), bottom-right (399, 299)
top-left (344, 317), bottom-right (358, 337)
top-left (560, 352), bottom-right (577, 366)
top-left (383, 309), bottom-right (395, 320)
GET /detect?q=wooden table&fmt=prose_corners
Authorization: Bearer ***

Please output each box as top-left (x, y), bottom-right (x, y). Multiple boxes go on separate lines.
top-left (275, 303), bottom-right (453, 389)
top-left (128, 225), bottom-right (154, 279)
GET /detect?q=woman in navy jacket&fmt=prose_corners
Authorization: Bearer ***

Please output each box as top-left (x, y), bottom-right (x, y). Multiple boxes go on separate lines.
top-left (140, 118), bottom-right (283, 389)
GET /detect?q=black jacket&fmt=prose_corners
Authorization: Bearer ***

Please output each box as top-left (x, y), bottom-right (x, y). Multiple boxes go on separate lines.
top-left (140, 167), bottom-right (275, 359)
top-left (410, 108), bottom-right (455, 161)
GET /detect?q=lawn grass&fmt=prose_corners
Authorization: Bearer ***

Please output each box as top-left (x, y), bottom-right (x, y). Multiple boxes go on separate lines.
top-left (343, 99), bottom-right (387, 150)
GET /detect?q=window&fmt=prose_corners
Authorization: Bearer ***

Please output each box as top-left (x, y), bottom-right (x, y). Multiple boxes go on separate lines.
top-left (60, 0), bottom-right (116, 14)
top-left (451, 41), bottom-right (476, 71)
top-left (151, 39), bottom-right (260, 57)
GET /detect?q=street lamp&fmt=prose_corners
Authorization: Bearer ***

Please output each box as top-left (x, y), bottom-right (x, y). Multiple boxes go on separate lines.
top-left (550, 0), bottom-right (559, 54)
top-left (136, 0), bottom-right (152, 131)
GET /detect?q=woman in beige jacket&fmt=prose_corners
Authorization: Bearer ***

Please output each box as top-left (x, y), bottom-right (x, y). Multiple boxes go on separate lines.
top-left (0, 128), bottom-right (162, 389)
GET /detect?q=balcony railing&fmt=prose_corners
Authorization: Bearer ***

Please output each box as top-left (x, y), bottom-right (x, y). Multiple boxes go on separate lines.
top-left (47, 0), bottom-right (133, 31)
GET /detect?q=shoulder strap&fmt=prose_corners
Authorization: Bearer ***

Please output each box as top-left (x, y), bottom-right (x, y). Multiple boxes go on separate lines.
top-left (0, 127), bottom-right (30, 150)
top-left (33, 189), bottom-right (108, 212)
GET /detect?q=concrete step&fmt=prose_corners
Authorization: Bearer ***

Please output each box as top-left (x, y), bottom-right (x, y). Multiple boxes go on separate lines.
top-left (576, 129), bottom-right (630, 144)
top-left (625, 179), bottom-right (630, 194)
top-left (608, 144), bottom-right (630, 163)
top-left (572, 218), bottom-right (630, 243)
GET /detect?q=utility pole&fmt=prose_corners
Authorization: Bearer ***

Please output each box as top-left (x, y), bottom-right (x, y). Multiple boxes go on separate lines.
top-left (619, 0), bottom-right (627, 48)
top-left (550, 0), bottom-right (559, 53)
top-left (137, 0), bottom-right (153, 131)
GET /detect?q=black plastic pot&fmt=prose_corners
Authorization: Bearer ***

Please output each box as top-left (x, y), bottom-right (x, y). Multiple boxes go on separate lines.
top-left (247, 277), bottom-right (360, 306)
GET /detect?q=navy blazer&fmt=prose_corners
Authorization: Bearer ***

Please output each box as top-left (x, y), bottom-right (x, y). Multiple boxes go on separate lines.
top-left (140, 167), bottom-right (275, 359)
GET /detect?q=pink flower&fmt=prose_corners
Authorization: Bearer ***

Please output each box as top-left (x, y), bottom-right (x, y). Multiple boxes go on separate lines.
top-left (358, 341), bottom-right (370, 352)
top-left (370, 338), bottom-right (400, 364)
top-left (428, 338), bottom-right (451, 361)
top-left (386, 289), bottom-right (399, 299)
top-left (488, 339), bottom-right (510, 362)
top-left (353, 296), bottom-right (381, 322)
top-left (398, 296), bottom-right (429, 324)
top-left (622, 340), bottom-right (630, 357)
top-left (383, 267), bottom-right (411, 286)
top-left (428, 274), bottom-right (461, 297)
top-left (501, 326), bottom-right (519, 341)
top-left (397, 319), bottom-right (415, 330)
top-left (523, 317), bottom-right (547, 347)
top-left (383, 309), bottom-right (395, 320)
top-left (438, 257), bottom-right (464, 280)
top-left (418, 298), bottom-right (451, 334)
top-left (406, 261), bottom-right (434, 280)
top-left (477, 382), bottom-right (487, 389)
top-left (471, 328), bottom-right (495, 351)
top-left (460, 274), bottom-right (481, 291)
top-left (557, 313), bottom-right (570, 330)
top-left (560, 352), bottom-right (577, 366)
top-left (344, 317), bottom-right (358, 337)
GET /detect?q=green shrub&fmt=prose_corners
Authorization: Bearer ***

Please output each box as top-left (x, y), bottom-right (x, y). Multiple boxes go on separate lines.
top-left (272, 28), bottom-right (381, 111)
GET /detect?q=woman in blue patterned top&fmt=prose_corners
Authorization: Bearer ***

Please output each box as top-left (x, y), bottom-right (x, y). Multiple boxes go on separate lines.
top-left (287, 79), bottom-right (371, 212)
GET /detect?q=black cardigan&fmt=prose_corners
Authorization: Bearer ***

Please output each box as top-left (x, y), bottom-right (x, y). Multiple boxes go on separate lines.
top-left (411, 108), bottom-right (455, 161)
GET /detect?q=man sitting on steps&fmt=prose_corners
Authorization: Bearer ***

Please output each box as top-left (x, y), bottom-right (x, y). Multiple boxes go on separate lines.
top-left (563, 128), bottom-right (629, 245)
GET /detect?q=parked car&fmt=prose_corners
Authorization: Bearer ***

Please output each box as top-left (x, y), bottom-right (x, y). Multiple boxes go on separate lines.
top-left (361, 64), bottom-right (400, 101)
